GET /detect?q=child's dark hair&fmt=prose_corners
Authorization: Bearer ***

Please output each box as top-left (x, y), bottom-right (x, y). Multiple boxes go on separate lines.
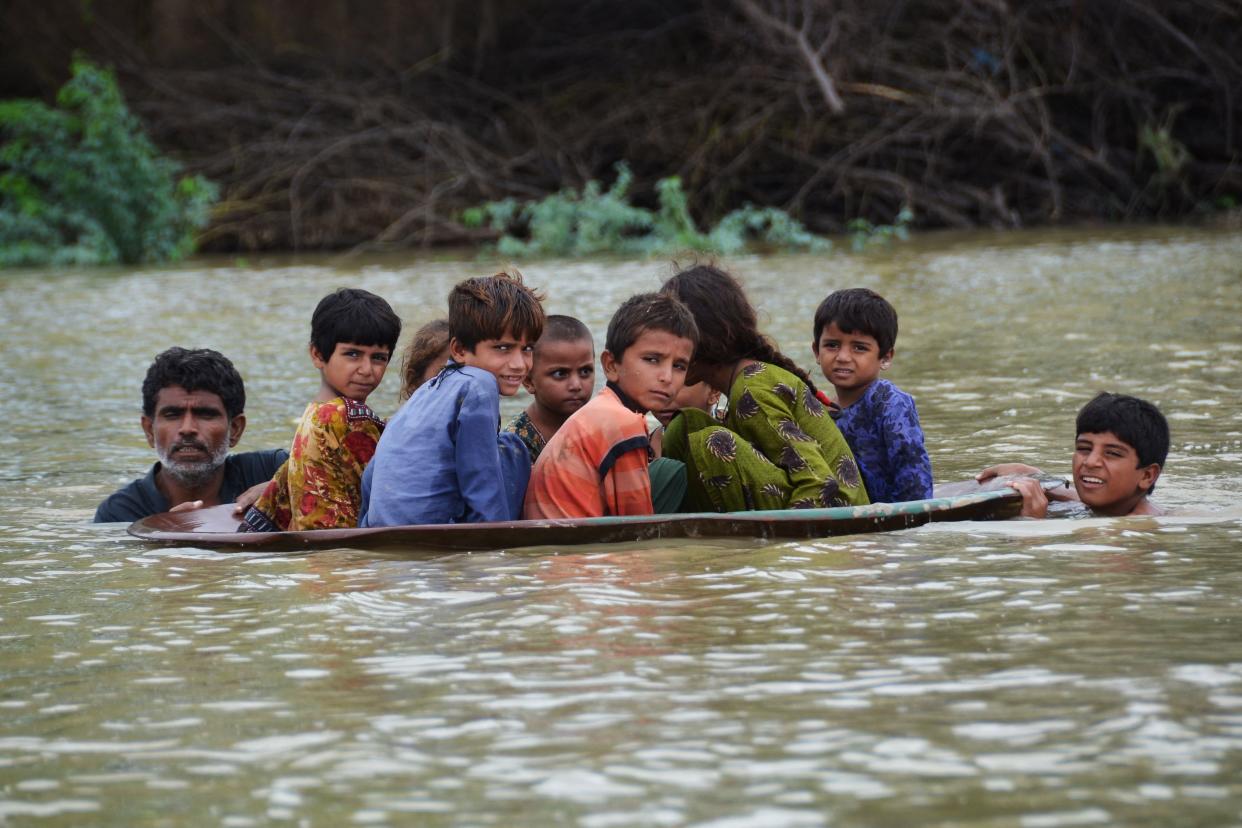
top-left (661, 263), bottom-right (817, 390)
top-left (142, 347), bottom-right (245, 419)
top-left (813, 288), bottom-right (898, 355)
top-left (310, 288), bottom-right (402, 361)
top-left (399, 318), bottom-right (450, 401)
top-left (1076, 393), bottom-right (1170, 485)
top-left (449, 271), bottom-right (545, 351)
top-left (539, 315), bottom-right (593, 351)
top-left (605, 293), bottom-right (698, 358)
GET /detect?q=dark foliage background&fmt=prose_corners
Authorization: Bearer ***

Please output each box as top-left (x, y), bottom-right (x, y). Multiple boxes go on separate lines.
top-left (3, 0), bottom-right (1239, 253)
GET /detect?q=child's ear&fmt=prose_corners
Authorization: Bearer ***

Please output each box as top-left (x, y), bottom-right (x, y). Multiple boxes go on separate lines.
top-left (879, 349), bottom-right (894, 370)
top-left (448, 337), bottom-right (471, 363)
top-left (811, 339), bottom-right (820, 356)
top-left (600, 349), bottom-right (621, 382)
top-left (309, 344), bottom-right (327, 369)
top-left (1138, 463), bottom-right (1161, 493)
top-left (521, 372), bottom-right (536, 394)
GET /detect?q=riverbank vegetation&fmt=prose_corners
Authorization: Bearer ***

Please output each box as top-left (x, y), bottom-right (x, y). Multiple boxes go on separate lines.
top-left (2, 0), bottom-right (1238, 256)
top-left (0, 59), bottom-right (215, 266)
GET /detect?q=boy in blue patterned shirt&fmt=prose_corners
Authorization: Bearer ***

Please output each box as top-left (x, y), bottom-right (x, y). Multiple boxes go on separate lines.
top-left (812, 288), bottom-right (933, 503)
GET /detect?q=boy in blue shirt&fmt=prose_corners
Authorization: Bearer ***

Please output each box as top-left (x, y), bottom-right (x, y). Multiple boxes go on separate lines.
top-left (812, 288), bottom-right (933, 502)
top-left (362, 272), bottom-right (545, 526)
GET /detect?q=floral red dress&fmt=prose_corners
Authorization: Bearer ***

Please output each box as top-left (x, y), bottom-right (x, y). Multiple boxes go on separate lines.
top-left (242, 397), bottom-right (383, 531)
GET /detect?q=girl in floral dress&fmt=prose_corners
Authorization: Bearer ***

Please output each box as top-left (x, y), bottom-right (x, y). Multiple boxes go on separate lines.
top-left (659, 265), bottom-right (869, 512)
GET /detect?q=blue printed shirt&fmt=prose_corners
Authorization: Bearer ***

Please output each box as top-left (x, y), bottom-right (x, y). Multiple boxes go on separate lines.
top-left (835, 379), bottom-right (933, 503)
top-left (362, 364), bottom-right (529, 526)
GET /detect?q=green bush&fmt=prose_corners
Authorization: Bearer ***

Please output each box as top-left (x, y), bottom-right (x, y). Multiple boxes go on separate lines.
top-left (462, 162), bottom-right (834, 257)
top-left (0, 57), bottom-right (216, 267)
top-left (847, 207), bottom-right (914, 251)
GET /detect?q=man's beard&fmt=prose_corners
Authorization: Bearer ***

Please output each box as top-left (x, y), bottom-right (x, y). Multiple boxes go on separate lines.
top-left (157, 439), bottom-right (229, 488)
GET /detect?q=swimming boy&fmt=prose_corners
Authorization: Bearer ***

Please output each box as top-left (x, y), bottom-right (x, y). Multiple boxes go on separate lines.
top-left (812, 287), bottom-right (933, 502)
top-left (505, 314), bottom-right (596, 464)
top-left (241, 288), bottom-right (400, 531)
top-left (524, 292), bottom-right (698, 519)
top-left (363, 272), bottom-right (545, 526)
top-left (977, 392), bottom-right (1169, 518)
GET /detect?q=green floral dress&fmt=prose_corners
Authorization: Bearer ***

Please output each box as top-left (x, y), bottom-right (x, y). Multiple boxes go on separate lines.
top-left (662, 362), bottom-right (869, 512)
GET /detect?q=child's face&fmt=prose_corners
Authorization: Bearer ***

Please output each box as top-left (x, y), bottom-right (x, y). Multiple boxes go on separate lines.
top-left (813, 322), bottom-right (891, 403)
top-left (601, 329), bottom-right (694, 413)
top-left (1072, 430), bottom-right (1161, 515)
top-left (654, 381), bottom-right (720, 427)
top-left (450, 331), bottom-right (533, 397)
top-left (313, 341), bottom-right (392, 402)
top-left (418, 347), bottom-right (451, 389)
top-left (524, 337), bottom-right (595, 417)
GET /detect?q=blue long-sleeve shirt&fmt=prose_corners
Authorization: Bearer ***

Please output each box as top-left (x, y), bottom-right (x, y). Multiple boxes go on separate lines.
top-left (362, 364), bottom-right (529, 527)
top-left (835, 379), bottom-right (933, 503)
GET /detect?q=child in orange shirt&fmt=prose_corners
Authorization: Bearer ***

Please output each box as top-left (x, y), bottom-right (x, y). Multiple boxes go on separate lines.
top-left (524, 293), bottom-right (698, 519)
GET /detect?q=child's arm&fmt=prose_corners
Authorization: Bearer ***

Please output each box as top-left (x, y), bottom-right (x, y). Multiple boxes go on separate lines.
top-left (879, 391), bottom-right (934, 501)
top-left (603, 439), bottom-right (655, 516)
top-left (455, 384), bottom-right (521, 522)
top-left (743, 384), bottom-right (869, 507)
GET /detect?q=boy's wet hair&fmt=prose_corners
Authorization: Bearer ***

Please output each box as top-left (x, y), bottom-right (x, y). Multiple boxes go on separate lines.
top-left (310, 288), bottom-right (402, 361)
top-left (1076, 393), bottom-right (1170, 475)
top-left (399, 318), bottom-right (450, 401)
top-left (813, 288), bottom-right (898, 355)
top-left (538, 315), bottom-right (593, 352)
top-left (605, 293), bottom-right (698, 358)
top-left (449, 271), bottom-right (545, 351)
top-left (142, 347), bottom-right (245, 419)
top-left (661, 263), bottom-right (818, 391)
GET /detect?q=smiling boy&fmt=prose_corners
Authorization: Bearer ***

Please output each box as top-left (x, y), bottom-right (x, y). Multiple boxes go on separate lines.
top-left (363, 272), bottom-right (545, 527)
top-left (241, 288), bottom-right (400, 531)
top-left (523, 293), bottom-right (698, 519)
top-left (505, 315), bottom-right (596, 464)
top-left (978, 392), bottom-right (1169, 517)
top-left (812, 288), bottom-right (932, 502)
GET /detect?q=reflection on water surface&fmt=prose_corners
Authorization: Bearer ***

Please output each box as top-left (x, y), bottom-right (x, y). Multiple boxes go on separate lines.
top-left (1, 227), bottom-right (1241, 824)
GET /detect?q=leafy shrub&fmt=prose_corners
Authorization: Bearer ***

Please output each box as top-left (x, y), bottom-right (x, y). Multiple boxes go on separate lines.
top-left (0, 57), bottom-right (217, 267)
top-left (847, 207), bottom-right (914, 252)
top-left (462, 163), bottom-right (833, 257)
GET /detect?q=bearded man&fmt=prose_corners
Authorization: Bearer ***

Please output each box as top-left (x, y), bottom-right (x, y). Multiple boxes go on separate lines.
top-left (94, 348), bottom-right (288, 522)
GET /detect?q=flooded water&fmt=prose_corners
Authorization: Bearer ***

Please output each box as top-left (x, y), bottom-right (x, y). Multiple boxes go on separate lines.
top-left (2, 227), bottom-right (1241, 825)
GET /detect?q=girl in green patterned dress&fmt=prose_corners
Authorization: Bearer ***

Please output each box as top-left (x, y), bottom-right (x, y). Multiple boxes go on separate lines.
top-left (660, 264), bottom-right (870, 512)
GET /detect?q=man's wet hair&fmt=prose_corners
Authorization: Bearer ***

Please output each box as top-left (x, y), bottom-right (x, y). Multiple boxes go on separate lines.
top-left (310, 288), bottom-right (402, 361)
top-left (142, 347), bottom-right (246, 419)
top-left (1076, 392), bottom-right (1170, 485)
top-left (449, 271), bottom-right (545, 351)
top-left (605, 293), bottom-right (698, 359)
top-left (538, 315), bottom-right (593, 351)
top-left (813, 288), bottom-right (898, 355)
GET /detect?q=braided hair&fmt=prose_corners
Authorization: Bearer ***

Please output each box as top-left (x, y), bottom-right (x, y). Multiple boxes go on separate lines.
top-left (660, 263), bottom-right (819, 393)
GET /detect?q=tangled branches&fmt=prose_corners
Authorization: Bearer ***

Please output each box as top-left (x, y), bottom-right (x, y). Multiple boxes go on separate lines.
top-left (95, 0), bottom-right (1241, 252)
